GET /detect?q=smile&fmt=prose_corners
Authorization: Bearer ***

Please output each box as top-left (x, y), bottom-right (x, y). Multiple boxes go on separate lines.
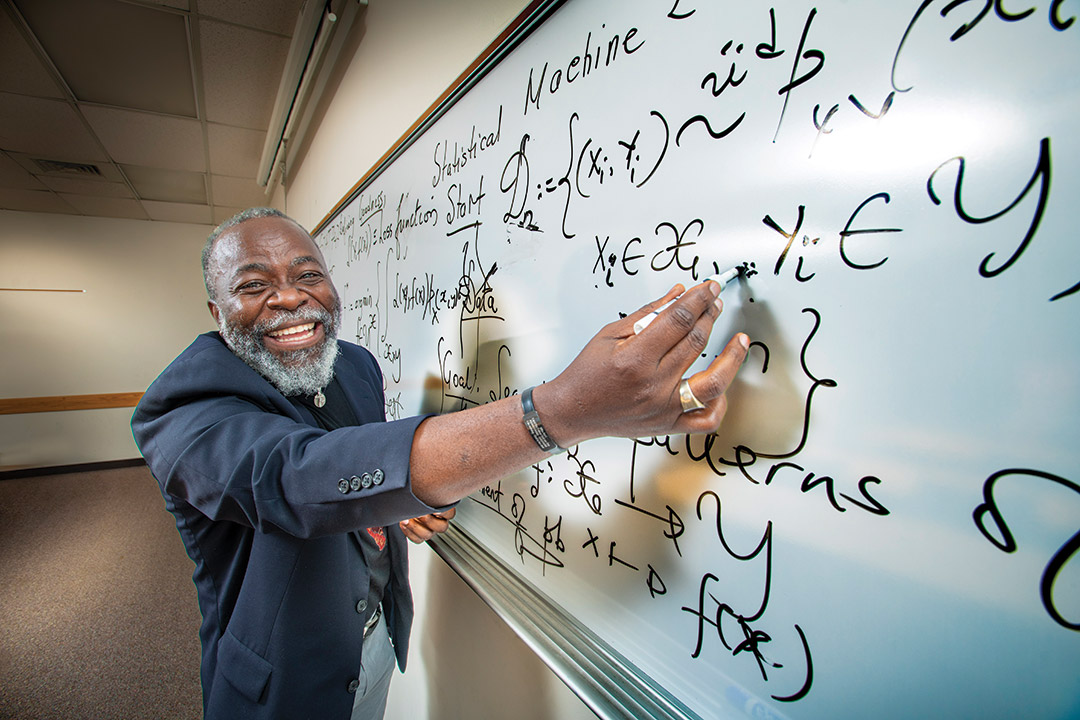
top-left (265, 322), bottom-right (321, 345)
top-left (268, 322), bottom-right (315, 337)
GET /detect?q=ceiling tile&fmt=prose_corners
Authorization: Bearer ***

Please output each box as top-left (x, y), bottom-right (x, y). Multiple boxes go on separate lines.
top-left (200, 19), bottom-right (291, 129)
top-left (122, 164), bottom-right (207, 204)
top-left (0, 188), bottom-right (79, 214)
top-left (59, 193), bottom-right (148, 219)
top-left (83, 105), bottom-right (206, 172)
top-left (7, 153), bottom-right (126, 183)
top-left (206, 123), bottom-right (264, 178)
top-left (0, 93), bottom-right (105, 161)
top-left (0, 7), bottom-right (65, 98)
top-left (0, 0), bottom-right (311, 223)
top-left (0, 153), bottom-right (47, 190)
top-left (210, 174), bottom-right (268, 208)
top-left (142, 199), bottom-right (214, 224)
top-left (199, 0), bottom-right (305, 36)
top-left (13, 0), bottom-right (197, 117)
top-left (38, 175), bottom-right (134, 198)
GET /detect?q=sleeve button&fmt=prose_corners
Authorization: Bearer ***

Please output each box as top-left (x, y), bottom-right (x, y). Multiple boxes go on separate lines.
top-left (337, 479), bottom-right (350, 494)
top-left (372, 469), bottom-right (384, 485)
top-left (361, 473), bottom-right (373, 489)
top-left (349, 476), bottom-right (362, 492)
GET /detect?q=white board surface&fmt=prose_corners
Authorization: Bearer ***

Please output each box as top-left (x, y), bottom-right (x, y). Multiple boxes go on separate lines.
top-left (315, 2), bottom-right (1080, 718)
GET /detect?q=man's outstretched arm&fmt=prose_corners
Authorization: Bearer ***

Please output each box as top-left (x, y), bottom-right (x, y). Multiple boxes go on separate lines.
top-left (409, 279), bottom-right (749, 508)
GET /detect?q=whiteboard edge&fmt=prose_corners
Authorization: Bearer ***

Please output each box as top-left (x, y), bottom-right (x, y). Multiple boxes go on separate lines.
top-left (428, 523), bottom-right (705, 720)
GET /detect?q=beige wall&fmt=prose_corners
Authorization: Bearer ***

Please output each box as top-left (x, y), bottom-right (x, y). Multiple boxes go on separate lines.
top-left (0, 210), bottom-right (214, 470)
top-left (282, 1), bottom-right (596, 718)
top-left (283, 0), bottom-right (533, 231)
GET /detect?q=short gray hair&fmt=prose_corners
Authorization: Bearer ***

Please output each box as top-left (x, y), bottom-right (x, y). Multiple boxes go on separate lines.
top-left (202, 207), bottom-right (297, 300)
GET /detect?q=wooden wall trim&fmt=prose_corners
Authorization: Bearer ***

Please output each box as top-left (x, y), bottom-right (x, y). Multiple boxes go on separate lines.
top-left (0, 392), bottom-right (144, 415)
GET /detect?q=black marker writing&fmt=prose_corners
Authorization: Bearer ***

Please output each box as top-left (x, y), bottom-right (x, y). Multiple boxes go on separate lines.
top-left (445, 175), bottom-right (486, 226)
top-left (590, 215), bottom-right (709, 287)
top-left (524, 23), bottom-right (644, 116)
top-left (892, 0), bottom-right (1074, 94)
top-left (469, 487), bottom-right (563, 573)
top-left (742, 308), bottom-right (837, 462)
top-left (563, 445), bottom-right (602, 515)
top-left (651, 218), bottom-right (704, 279)
top-left (667, 0), bottom-right (695, 20)
top-left (614, 497), bottom-right (685, 557)
top-left (511, 492), bottom-right (565, 572)
top-left (839, 192), bottom-right (903, 271)
top-left (488, 344), bottom-right (515, 403)
top-left (973, 468), bottom-right (1080, 630)
top-left (848, 91), bottom-right (895, 119)
top-left (809, 102), bottom-right (838, 159)
top-left (766, 462), bottom-right (890, 516)
top-left (929, 137), bottom-right (1075, 300)
top-left (432, 105), bottom-right (502, 189)
top-left (618, 110), bottom-right (669, 188)
top-left (762, 204), bottom-right (809, 276)
top-left (684, 493), bottom-right (814, 700)
top-left (646, 565), bottom-right (668, 598)
top-left (703, 40), bottom-right (748, 97)
top-left (500, 134), bottom-right (538, 231)
top-left (773, 8), bottom-right (825, 143)
top-left (608, 541), bottom-right (638, 572)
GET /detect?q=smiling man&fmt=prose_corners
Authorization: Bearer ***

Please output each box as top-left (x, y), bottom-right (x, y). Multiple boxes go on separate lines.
top-left (206, 213), bottom-right (343, 400)
top-left (132, 207), bottom-right (749, 720)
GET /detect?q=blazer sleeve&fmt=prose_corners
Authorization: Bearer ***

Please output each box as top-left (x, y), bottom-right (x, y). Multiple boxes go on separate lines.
top-left (132, 334), bottom-right (447, 538)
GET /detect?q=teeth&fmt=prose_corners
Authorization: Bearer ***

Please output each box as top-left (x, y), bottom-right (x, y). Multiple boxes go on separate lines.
top-left (268, 322), bottom-right (315, 338)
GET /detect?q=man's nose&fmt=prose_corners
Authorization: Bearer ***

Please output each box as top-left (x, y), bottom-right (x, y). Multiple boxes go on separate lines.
top-left (267, 284), bottom-right (307, 310)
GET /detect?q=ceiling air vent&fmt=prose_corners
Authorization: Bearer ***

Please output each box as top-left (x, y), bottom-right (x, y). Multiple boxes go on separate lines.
top-left (33, 159), bottom-right (104, 177)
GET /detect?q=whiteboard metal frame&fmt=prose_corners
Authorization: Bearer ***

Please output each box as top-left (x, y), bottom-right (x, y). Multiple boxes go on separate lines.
top-left (429, 525), bottom-right (702, 720)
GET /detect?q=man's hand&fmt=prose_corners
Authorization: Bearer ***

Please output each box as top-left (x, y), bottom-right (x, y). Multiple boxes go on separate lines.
top-left (535, 279), bottom-right (750, 446)
top-left (399, 508), bottom-right (456, 543)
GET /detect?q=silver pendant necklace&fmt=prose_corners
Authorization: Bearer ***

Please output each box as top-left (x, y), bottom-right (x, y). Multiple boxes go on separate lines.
top-left (313, 388), bottom-right (326, 408)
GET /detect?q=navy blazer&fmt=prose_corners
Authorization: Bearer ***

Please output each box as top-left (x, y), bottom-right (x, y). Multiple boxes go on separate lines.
top-left (132, 332), bottom-right (440, 720)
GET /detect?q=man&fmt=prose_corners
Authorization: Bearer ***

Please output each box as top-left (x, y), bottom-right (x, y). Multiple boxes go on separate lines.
top-left (132, 207), bottom-right (749, 719)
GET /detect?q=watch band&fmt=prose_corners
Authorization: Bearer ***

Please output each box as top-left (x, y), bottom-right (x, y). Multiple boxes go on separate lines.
top-left (521, 385), bottom-right (565, 454)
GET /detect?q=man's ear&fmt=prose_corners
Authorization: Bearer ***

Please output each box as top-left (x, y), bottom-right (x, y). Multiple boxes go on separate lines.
top-left (208, 301), bottom-right (221, 327)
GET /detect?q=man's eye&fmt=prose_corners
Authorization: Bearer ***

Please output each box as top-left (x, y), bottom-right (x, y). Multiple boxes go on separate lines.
top-left (237, 282), bottom-right (266, 293)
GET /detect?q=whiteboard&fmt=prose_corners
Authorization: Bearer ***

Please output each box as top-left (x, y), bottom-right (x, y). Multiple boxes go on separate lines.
top-left (314, 2), bottom-right (1080, 718)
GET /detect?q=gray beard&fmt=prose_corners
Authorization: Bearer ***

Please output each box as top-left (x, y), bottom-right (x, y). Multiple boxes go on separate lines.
top-left (219, 304), bottom-right (340, 397)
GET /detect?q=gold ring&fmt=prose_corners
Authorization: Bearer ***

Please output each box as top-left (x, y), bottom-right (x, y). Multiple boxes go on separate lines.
top-left (679, 378), bottom-right (706, 413)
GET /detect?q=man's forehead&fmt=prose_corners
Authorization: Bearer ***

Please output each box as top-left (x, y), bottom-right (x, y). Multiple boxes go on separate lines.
top-left (214, 217), bottom-right (326, 271)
